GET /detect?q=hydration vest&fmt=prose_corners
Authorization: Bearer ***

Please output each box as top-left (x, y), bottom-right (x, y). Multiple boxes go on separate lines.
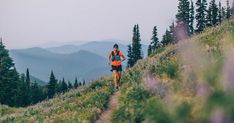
top-left (111, 51), bottom-right (121, 61)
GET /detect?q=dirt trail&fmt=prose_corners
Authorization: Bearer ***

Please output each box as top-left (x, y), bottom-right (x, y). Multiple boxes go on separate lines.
top-left (95, 91), bottom-right (120, 123)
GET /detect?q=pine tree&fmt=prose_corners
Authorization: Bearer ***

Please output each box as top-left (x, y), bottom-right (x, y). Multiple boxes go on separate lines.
top-left (218, 1), bottom-right (222, 23)
top-left (127, 44), bottom-right (134, 68)
top-left (206, 7), bottom-right (213, 27)
top-left (31, 81), bottom-right (42, 104)
top-left (161, 29), bottom-right (174, 46)
top-left (222, 7), bottom-right (227, 20)
top-left (68, 81), bottom-right (73, 89)
top-left (74, 77), bottom-right (79, 89)
top-left (131, 24), bottom-right (142, 66)
top-left (16, 74), bottom-right (26, 106)
top-left (176, 0), bottom-right (190, 33)
top-left (61, 78), bottom-right (68, 93)
top-left (147, 44), bottom-right (152, 56)
top-left (226, 0), bottom-right (232, 19)
top-left (208, 0), bottom-right (218, 26)
top-left (169, 22), bottom-right (177, 43)
top-left (83, 80), bottom-right (86, 86)
top-left (79, 82), bottom-right (82, 86)
top-left (0, 40), bottom-right (19, 106)
top-left (150, 26), bottom-right (160, 51)
top-left (196, 0), bottom-right (208, 32)
top-left (9, 67), bottom-right (19, 106)
top-left (47, 71), bottom-right (57, 98)
top-left (232, 0), bottom-right (234, 19)
top-left (25, 68), bottom-right (31, 105)
top-left (189, 0), bottom-right (195, 35)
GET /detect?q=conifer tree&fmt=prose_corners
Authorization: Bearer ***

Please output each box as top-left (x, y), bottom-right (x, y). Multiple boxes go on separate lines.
top-left (74, 77), bottom-right (79, 89)
top-left (222, 6), bottom-right (227, 20)
top-left (61, 78), bottom-right (68, 93)
top-left (127, 44), bottom-right (134, 68)
top-left (31, 81), bottom-right (42, 104)
top-left (176, 0), bottom-right (190, 33)
top-left (169, 22), bottom-right (177, 43)
top-left (83, 80), bottom-right (86, 86)
top-left (147, 44), bottom-right (152, 56)
top-left (189, 0), bottom-right (195, 35)
top-left (208, 0), bottom-right (218, 26)
top-left (47, 71), bottom-right (57, 98)
top-left (0, 40), bottom-right (19, 106)
top-left (232, 0), bottom-right (234, 19)
top-left (131, 24), bottom-right (142, 66)
top-left (79, 82), bottom-right (82, 86)
top-left (161, 29), bottom-right (174, 46)
top-left (25, 68), bottom-right (31, 105)
top-left (68, 81), bottom-right (73, 89)
top-left (206, 7), bottom-right (213, 26)
top-left (196, 0), bottom-right (208, 32)
top-left (150, 26), bottom-right (160, 51)
top-left (226, 0), bottom-right (232, 19)
top-left (218, 1), bottom-right (222, 23)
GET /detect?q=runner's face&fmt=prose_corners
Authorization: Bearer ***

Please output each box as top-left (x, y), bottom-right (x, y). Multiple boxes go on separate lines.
top-left (114, 47), bottom-right (118, 51)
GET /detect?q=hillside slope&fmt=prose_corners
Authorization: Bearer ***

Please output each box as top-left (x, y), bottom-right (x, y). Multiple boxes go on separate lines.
top-left (112, 21), bottom-right (234, 123)
top-left (0, 77), bottom-right (114, 122)
top-left (1, 21), bottom-right (234, 123)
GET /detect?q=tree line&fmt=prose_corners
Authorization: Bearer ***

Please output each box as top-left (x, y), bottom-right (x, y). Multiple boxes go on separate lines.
top-left (0, 41), bottom-right (85, 107)
top-left (127, 0), bottom-right (233, 67)
top-left (147, 0), bottom-right (233, 56)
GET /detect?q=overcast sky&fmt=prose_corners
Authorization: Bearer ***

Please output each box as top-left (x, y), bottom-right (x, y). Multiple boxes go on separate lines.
top-left (0, 0), bottom-right (230, 49)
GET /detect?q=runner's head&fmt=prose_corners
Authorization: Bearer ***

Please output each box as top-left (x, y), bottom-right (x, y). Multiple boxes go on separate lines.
top-left (113, 44), bottom-right (119, 51)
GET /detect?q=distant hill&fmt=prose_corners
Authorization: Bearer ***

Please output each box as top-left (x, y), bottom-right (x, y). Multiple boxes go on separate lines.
top-left (9, 48), bottom-right (111, 82)
top-left (46, 41), bottom-right (148, 58)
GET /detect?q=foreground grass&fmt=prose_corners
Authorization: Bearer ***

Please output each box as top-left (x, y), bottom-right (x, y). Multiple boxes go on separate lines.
top-left (0, 77), bottom-right (114, 123)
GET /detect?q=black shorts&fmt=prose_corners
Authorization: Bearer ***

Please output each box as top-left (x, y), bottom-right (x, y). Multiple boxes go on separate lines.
top-left (111, 65), bottom-right (122, 72)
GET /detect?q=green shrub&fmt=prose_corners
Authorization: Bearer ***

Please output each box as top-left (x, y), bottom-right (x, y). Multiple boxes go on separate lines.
top-left (144, 97), bottom-right (173, 123)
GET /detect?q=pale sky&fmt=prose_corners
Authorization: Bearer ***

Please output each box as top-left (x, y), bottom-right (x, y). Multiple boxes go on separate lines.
top-left (0, 0), bottom-right (230, 49)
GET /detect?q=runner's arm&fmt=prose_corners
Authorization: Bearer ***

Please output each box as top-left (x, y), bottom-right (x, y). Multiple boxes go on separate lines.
top-left (108, 52), bottom-right (111, 65)
top-left (120, 52), bottom-right (126, 62)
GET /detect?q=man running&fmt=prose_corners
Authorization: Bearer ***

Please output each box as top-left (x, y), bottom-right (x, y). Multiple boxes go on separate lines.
top-left (108, 44), bottom-right (126, 92)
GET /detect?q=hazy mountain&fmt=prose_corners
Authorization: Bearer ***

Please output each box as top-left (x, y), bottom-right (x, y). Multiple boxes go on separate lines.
top-left (9, 48), bottom-right (111, 83)
top-left (47, 41), bottom-right (148, 58)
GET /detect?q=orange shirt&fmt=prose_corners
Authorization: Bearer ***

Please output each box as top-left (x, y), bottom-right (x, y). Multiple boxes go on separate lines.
top-left (108, 51), bottom-right (124, 66)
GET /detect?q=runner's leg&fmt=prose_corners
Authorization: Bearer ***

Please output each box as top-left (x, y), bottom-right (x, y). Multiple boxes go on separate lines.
top-left (117, 71), bottom-right (121, 87)
top-left (113, 70), bottom-right (118, 87)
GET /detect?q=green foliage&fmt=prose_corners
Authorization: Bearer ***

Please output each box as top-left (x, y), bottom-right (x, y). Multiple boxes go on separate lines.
top-left (176, 101), bottom-right (192, 122)
top-left (149, 46), bottom-right (166, 57)
top-left (151, 49), bottom-right (179, 79)
top-left (226, 0), bottom-right (232, 19)
top-left (112, 85), bottom-right (150, 123)
top-left (206, 0), bottom-right (219, 27)
top-left (161, 29), bottom-right (175, 46)
top-left (196, 0), bottom-right (208, 32)
top-left (189, 0), bottom-right (195, 35)
top-left (128, 24), bottom-right (143, 68)
top-left (144, 97), bottom-right (173, 123)
top-left (0, 79), bottom-right (114, 122)
top-left (0, 41), bottom-right (19, 106)
top-left (176, 0), bottom-right (190, 28)
top-left (74, 77), bottom-right (79, 89)
top-left (47, 71), bottom-right (58, 98)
